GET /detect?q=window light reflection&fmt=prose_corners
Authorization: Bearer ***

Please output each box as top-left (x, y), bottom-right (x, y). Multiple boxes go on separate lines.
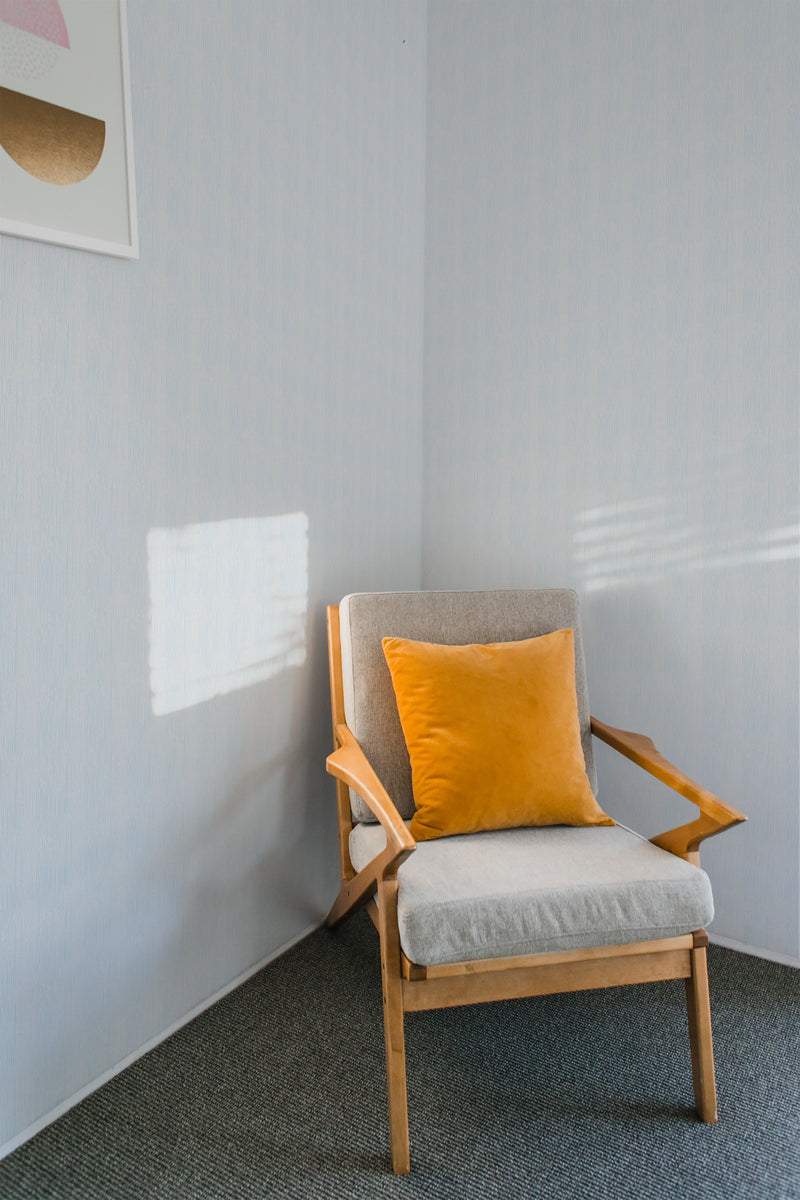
top-left (147, 513), bottom-right (308, 715)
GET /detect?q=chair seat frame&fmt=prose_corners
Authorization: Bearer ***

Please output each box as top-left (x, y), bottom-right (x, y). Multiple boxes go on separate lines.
top-left (325, 605), bottom-right (746, 1174)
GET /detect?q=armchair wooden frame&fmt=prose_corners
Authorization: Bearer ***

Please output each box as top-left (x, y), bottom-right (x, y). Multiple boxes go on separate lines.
top-left (324, 605), bottom-right (746, 1174)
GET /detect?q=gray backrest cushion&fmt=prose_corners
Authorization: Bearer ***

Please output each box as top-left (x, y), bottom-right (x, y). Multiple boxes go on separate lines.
top-left (339, 589), bottom-right (597, 823)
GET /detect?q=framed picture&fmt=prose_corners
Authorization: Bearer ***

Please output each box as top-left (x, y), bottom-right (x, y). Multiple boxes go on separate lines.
top-left (0, 0), bottom-right (138, 259)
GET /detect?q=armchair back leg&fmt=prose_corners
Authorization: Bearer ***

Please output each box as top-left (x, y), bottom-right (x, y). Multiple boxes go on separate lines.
top-left (378, 879), bottom-right (411, 1174)
top-left (685, 942), bottom-right (718, 1122)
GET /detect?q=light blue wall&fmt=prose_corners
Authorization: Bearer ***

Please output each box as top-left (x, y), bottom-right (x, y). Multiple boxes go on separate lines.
top-left (0, 0), bottom-right (427, 1153)
top-left (423, 2), bottom-right (799, 961)
top-left (4, 0), bottom-right (798, 1160)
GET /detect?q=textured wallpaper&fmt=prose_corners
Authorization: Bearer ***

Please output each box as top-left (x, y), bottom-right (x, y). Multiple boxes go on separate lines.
top-left (0, 0), bottom-right (426, 1153)
top-left (423, 0), bottom-right (799, 962)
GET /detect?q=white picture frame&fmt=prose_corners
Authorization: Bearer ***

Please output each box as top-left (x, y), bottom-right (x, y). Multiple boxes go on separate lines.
top-left (0, 0), bottom-right (138, 259)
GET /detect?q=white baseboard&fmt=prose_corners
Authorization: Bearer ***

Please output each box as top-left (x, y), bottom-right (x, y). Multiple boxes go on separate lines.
top-left (709, 932), bottom-right (800, 969)
top-left (0, 920), bottom-right (322, 1163)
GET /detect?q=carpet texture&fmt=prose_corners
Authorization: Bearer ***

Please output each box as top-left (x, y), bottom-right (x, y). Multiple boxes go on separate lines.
top-left (2, 915), bottom-right (798, 1199)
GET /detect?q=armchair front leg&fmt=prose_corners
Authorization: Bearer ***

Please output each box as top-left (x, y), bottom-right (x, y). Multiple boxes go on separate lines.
top-left (326, 723), bottom-right (413, 1170)
top-left (378, 875), bottom-right (411, 1173)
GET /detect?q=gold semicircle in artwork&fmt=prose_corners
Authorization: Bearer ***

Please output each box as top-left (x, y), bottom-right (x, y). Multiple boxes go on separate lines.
top-left (0, 86), bottom-right (104, 184)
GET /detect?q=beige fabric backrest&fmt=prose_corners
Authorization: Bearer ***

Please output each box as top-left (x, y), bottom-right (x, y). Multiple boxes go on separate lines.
top-left (339, 589), bottom-right (597, 823)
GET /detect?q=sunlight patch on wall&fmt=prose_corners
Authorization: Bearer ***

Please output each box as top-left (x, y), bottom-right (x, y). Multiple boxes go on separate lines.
top-left (573, 498), bottom-right (799, 594)
top-left (147, 513), bottom-right (308, 715)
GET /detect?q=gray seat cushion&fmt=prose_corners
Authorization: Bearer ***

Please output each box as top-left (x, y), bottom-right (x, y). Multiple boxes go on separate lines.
top-left (349, 822), bottom-right (714, 966)
top-left (339, 589), bottom-right (597, 822)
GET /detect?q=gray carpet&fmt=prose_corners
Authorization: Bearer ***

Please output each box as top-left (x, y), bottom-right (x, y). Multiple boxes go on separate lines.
top-left (2, 914), bottom-right (798, 1199)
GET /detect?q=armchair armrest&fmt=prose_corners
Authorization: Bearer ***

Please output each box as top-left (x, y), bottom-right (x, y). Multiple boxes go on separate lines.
top-left (328, 725), bottom-right (416, 859)
top-left (590, 716), bottom-right (746, 863)
top-left (325, 724), bottom-right (416, 927)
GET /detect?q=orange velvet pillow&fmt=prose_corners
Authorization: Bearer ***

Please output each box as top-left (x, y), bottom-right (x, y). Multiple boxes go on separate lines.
top-left (382, 629), bottom-right (613, 841)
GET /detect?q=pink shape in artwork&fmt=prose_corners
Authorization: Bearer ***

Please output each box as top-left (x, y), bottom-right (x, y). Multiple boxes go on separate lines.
top-left (0, 0), bottom-right (69, 48)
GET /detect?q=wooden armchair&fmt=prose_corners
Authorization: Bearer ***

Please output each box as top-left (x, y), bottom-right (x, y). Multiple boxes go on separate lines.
top-left (325, 590), bottom-right (745, 1174)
